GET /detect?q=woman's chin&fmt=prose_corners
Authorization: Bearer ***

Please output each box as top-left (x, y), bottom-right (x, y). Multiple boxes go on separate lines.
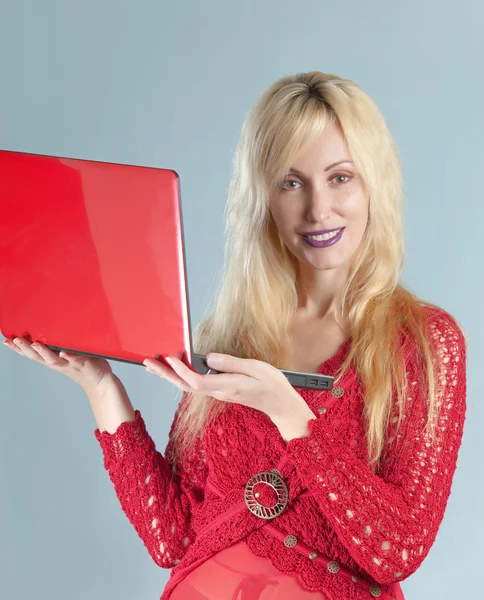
top-left (298, 256), bottom-right (347, 272)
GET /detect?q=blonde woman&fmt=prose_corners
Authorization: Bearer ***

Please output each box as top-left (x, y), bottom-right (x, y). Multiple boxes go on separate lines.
top-left (4, 71), bottom-right (467, 600)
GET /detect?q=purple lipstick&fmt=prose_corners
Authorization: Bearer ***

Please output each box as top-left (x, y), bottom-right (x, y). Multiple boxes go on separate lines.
top-left (300, 227), bottom-right (345, 248)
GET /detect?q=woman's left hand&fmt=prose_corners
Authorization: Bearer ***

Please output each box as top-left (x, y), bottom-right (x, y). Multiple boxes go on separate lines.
top-left (143, 352), bottom-right (309, 425)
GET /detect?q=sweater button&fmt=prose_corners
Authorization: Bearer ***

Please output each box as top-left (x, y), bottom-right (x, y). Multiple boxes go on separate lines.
top-left (317, 406), bottom-right (327, 414)
top-left (327, 560), bottom-right (340, 573)
top-left (244, 471), bottom-right (289, 519)
top-left (369, 583), bottom-right (381, 597)
top-left (308, 551), bottom-right (318, 560)
top-left (284, 535), bottom-right (297, 548)
top-left (331, 386), bottom-right (344, 398)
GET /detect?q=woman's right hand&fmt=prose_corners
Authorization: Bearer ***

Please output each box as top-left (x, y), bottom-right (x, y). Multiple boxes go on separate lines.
top-left (2, 335), bottom-right (114, 392)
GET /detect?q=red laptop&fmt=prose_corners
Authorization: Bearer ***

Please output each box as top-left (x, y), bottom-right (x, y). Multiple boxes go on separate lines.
top-left (0, 149), bottom-right (334, 390)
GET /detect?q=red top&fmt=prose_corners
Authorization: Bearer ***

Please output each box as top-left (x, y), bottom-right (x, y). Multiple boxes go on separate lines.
top-left (94, 306), bottom-right (467, 600)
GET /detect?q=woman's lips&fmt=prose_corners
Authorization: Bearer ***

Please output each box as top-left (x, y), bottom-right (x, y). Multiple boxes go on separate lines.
top-left (300, 227), bottom-right (345, 248)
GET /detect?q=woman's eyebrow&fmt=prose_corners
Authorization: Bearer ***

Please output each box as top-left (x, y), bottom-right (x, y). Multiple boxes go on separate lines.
top-left (288, 160), bottom-right (354, 176)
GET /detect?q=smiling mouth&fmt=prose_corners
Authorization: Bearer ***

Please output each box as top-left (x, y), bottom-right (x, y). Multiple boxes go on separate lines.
top-left (302, 228), bottom-right (343, 242)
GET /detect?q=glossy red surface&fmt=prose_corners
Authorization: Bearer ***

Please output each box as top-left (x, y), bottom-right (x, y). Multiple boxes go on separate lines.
top-left (169, 540), bottom-right (331, 599)
top-left (0, 149), bottom-right (193, 368)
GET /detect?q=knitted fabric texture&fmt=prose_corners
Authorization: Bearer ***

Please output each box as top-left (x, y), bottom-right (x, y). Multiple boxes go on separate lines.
top-left (94, 306), bottom-right (466, 600)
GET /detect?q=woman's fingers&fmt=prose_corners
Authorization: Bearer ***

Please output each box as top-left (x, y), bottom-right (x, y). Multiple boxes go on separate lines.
top-left (34, 343), bottom-right (70, 365)
top-left (164, 357), bottom-right (204, 390)
top-left (4, 338), bottom-right (208, 395)
top-left (3, 338), bottom-right (24, 355)
top-left (152, 356), bottom-right (234, 398)
top-left (143, 358), bottom-right (195, 393)
top-left (6, 337), bottom-right (68, 366)
top-left (11, 337), bottom-right (43, 362)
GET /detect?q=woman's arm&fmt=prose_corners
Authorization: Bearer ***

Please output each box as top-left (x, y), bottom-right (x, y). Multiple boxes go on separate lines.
top-left (283, 309), bottom-right (467, 585)
top-left (93, 388), bottom-right (207, 568)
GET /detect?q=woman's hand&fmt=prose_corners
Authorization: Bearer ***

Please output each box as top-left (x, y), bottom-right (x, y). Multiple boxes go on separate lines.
top-left (2, 336), bottom-right (114, 392)
top-left (144, 353), bottom-right (315, 437)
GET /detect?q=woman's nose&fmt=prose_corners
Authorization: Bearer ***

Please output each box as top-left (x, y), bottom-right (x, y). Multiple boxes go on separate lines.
top-left (305, 185), bottom-right (332, 222)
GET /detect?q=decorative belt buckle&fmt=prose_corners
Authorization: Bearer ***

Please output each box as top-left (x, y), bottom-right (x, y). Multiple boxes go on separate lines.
top-left (244, 469), bottom-right (289, 519)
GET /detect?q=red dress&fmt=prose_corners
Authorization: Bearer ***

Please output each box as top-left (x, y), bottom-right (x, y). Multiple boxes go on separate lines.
top-left (169, 540), bottom-right (332, 599)
top-left (94, 307), bottom-right (466, 600)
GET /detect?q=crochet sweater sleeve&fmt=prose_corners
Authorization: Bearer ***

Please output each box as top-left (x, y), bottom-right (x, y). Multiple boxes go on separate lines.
top-left (284, 310), bottom-right (467, 585)
top-left (94, 393), bottom-right (207, 568)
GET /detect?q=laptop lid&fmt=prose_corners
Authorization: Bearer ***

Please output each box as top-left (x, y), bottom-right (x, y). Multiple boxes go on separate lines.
top-left (0, 149), bottom-right (334, 391)
top-left (0, 149), bottom-right (199, 367)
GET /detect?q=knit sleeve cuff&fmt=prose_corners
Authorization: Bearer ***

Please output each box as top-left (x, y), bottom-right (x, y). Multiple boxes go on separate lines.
top-left (283, 414), bottom-right (346, 480)
top-left (94, 409), bottom-right (156, 471)
top-left (286, 414), bottom-right (339, 455)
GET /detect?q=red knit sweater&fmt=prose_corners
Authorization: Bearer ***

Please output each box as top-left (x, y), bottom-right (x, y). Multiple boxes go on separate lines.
top-left (94, 306), bottom-right (467, 600)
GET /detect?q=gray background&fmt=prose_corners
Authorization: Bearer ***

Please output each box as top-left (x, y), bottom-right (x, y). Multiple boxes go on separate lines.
top-left (0, 1), bottom-right (481, 598)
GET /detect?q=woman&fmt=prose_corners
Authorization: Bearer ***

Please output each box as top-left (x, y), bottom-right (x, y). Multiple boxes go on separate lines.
top-left (3, 71), bottom-right (467, 600)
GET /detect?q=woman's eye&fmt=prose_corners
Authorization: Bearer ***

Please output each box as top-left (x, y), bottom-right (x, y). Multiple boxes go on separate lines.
top-left (281, 178), bottom-right (301, 189)
top-left (331, 174), bottom-right (351, 185)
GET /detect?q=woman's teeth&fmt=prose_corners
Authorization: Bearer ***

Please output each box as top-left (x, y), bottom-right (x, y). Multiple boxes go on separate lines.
top-left (306, 228), bottom-right (341, 242)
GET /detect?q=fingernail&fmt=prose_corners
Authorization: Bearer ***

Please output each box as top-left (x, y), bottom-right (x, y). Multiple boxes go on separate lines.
top-left (207, 353), bottom-right (221, 366)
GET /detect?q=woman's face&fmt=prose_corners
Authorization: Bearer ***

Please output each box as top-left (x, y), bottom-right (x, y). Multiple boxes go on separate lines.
top-left (269, 120), bottom-right (369, 273)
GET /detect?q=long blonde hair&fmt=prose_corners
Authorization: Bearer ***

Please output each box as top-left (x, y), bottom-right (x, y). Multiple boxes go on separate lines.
top-left (170, 71), bottom-right (465, 471)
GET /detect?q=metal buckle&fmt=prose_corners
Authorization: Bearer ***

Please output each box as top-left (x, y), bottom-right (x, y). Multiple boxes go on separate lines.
top-left (244, 469), bottom-right (289, 519)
